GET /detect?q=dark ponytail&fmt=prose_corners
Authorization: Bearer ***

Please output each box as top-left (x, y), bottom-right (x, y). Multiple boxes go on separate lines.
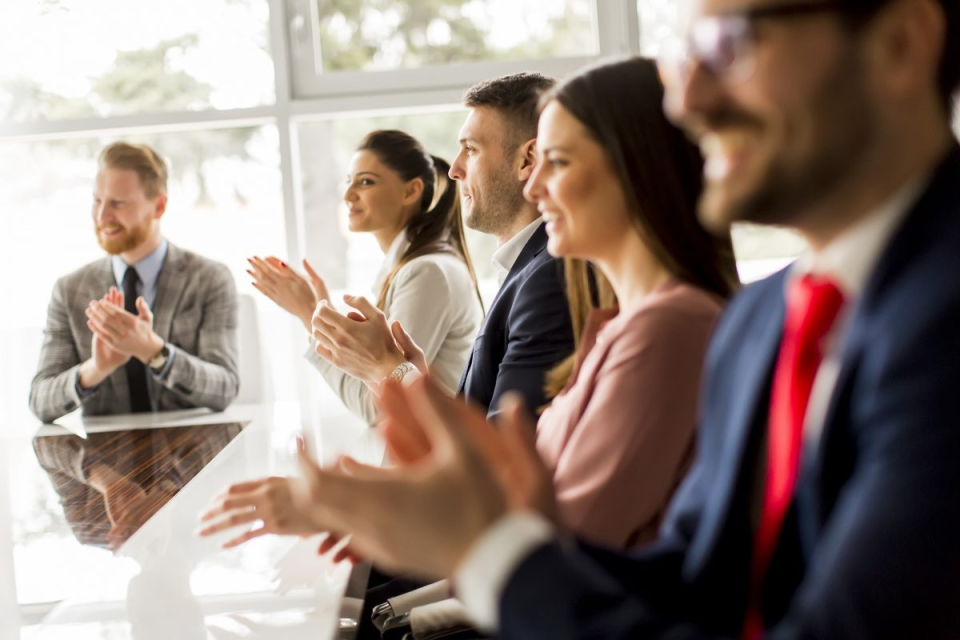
top-left (355, 130), bottom-right (483, 312)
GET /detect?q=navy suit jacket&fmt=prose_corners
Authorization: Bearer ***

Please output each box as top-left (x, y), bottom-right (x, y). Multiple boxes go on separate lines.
top-left (457, 223), bottom-right (574, 418)
top-left (499, 144), bottom-right (960, 639)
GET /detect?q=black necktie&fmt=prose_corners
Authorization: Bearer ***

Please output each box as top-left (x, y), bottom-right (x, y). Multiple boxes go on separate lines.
top-left (122, 267), bottom-right (151, 413)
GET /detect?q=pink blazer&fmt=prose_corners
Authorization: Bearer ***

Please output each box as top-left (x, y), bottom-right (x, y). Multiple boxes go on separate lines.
top-left (536, 280), bottom-right (722, 549)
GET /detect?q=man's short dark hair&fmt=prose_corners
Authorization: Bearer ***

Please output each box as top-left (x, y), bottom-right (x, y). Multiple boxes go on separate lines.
top-left (849, 0), bottom-right (959, 114)
top-left (463, 72), bottom-right (556, 148)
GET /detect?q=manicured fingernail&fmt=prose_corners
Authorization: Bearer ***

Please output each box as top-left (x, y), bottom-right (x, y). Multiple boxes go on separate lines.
top-left (281, 261), bottom-right (287, 268)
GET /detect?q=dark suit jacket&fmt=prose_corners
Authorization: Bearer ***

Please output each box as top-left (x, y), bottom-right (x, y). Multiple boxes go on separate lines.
top-left (499, 145), bottom-right (960, 639)
top-left (456, 223), bottom-right (574, 418)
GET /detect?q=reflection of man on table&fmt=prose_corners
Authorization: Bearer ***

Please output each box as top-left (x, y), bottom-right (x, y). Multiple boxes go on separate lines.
top-left (33, 424), bottom-right (242, 549)
top-left (29, 142), bottom-right (240, 423)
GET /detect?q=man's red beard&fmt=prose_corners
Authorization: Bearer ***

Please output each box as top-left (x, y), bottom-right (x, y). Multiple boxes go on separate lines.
top-left (95, 218), bottom-right (153, 255)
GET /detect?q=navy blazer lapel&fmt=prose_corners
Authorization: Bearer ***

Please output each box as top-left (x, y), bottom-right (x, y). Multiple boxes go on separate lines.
top-left (457, 225), bottom-right (548, 396)
top-left (688, 276), bottom-right (787, 573)
top-left (806, 144), bottom-right (960, 493)
top-left (486, 223), bottom-right (548, 312)
top-left (456, 349), bottom-right (474, 396)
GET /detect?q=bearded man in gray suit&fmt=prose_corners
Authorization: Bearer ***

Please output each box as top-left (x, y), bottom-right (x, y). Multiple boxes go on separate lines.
top-left (30, 142), bottom-right (240, 423)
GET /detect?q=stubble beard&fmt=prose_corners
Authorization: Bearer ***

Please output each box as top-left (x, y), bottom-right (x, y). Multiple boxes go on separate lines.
top-left (464, 167), bottom-right (527, 237)
top-left (698, 51), bottom-right (875, 234)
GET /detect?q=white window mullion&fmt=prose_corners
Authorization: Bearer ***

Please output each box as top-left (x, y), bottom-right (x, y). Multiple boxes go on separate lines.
top-left (595, 0), bottom-right (640, 58)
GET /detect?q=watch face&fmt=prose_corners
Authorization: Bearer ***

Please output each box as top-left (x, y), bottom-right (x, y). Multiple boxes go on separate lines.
top-left (150, 346), bottom-right (168, 370)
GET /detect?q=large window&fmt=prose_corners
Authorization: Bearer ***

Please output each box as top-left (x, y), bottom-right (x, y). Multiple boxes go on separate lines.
top-left (285, 0), bottom-right (625, 98)
top-left (0, 0), bottom-right (274, 124)
top-left (309, 0), bottom-right (596, 72)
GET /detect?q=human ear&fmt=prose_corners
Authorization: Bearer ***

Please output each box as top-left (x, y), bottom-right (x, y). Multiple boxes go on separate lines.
top-left (402, 178), bottom-right (425, 206)
top-left (516, 139), bottom-right (538, 181)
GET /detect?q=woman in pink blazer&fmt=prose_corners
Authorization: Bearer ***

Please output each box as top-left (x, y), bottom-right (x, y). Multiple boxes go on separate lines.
top-left (525, 57), bottom-right (739, 549)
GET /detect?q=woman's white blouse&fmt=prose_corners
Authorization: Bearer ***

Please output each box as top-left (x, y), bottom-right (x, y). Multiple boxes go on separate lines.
top-left (307, 235), bottom-right (483, 425)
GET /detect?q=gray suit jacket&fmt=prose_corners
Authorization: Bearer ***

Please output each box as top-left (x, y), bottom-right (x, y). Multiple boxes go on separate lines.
top-left (29, 243), bottom-right (240, 422)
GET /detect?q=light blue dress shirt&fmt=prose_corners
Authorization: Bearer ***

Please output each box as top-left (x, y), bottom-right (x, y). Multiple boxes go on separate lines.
top-left (111, 238), bottom-right (169, 309)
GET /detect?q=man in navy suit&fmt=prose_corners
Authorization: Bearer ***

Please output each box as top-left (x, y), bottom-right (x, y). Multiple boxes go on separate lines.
top-left (448, 73), bottom-right (575, 416)
top-left (233, 0), bottom-right (960, 638)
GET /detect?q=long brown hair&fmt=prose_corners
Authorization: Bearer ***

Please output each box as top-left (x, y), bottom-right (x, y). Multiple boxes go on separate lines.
top-left (542, 58), bottom-right (740, 399)
top-left (355, 130), bottom-right (482, 311)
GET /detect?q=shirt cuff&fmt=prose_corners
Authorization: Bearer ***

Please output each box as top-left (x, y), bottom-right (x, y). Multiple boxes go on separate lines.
top-left (73, 368), bottom-right (99, 401)
top-left (150, 343), bottom-right (177, 381)
top-left (453, 512), bottom-right (554, 632)
top-left (304, 337), bottom-right (322, 365)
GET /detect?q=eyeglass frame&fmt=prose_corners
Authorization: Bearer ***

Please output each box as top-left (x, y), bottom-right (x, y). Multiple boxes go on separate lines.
top-left (657, 0), bottom-right (892, 88)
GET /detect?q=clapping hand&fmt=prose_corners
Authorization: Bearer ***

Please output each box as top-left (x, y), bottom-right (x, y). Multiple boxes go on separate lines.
top-left (85, 286), bottom-right (164, 363)
top-left (89, 288), bottom-right (130, 374)
top-left (311, 295), bottom-right (407, 387)
top-left (197, 473), bottom-right (329, 548)
top-left (255, 379), bottom-right (557, 578)
top-left (247, 256), bottom-right (330, 331)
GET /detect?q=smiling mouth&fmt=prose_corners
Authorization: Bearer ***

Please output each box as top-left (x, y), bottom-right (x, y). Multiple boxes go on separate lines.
top-left (699, 131), bottom-right (753, 182)
top-left (539, 210), bottom-right (560, 222)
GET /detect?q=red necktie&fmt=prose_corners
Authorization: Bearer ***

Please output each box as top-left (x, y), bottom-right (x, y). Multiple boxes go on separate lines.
top-left (742, 274), bottom-right (845, 640)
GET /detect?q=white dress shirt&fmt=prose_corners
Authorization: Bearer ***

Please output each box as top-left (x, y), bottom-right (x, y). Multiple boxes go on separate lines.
top-left (307, 232), bottom-right (483, 425)
top-left (491, 218), bottom-right (543, 286)
top-left (454, 177), bottom-right (928, 632)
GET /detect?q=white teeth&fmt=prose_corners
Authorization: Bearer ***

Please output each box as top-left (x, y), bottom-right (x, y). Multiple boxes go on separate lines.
top-left (705, 153), bottom-right (731, 182)
top-left (700, 133), bottom-right (748, 182)
top-left (700, 134), bottom-right (722, 158)
top-left (539, 210), bottom-right (558, 222)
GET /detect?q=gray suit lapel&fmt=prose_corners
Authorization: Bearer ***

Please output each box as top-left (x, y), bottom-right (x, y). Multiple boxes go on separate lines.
top-left (151, 241), bottom-right (187, 342)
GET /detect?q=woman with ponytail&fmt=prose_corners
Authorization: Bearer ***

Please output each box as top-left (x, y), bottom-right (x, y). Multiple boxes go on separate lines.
top-left (247, 130), bottom-right (483, 424)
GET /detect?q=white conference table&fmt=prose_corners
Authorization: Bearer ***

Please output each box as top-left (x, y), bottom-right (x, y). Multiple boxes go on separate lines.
top-left (0, 402), bottom-right (383, 640)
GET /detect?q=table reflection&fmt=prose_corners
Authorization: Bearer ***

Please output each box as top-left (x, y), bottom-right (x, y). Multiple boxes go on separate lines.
top-left (33, 424), bottom-right (244, 550)
top-left (6, 404), bottom-right (376, 639)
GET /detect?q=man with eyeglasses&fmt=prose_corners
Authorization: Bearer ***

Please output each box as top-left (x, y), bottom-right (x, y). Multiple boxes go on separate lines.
top-left (197, 1), bottom-right (960, 638)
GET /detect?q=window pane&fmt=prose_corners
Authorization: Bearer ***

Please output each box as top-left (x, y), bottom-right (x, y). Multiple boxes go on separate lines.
top-left (311, 0), bottom-right (597, 73)
top-left (0, 126), bottom-right (287, 432)
top-left (637, 0), bottom-right (684, 56)
top-left (0, 0), bottom-right (274, 124)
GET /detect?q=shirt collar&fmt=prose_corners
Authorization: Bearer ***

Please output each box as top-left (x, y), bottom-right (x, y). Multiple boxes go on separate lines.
top-left (492, 219), bottom-right (543, 286)
top-left (789, 176), bottom-right (927, 299)
top-left (112, 238), bottom-right (169, 289)
top-left (373, 231), bottom-right (411, 294)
